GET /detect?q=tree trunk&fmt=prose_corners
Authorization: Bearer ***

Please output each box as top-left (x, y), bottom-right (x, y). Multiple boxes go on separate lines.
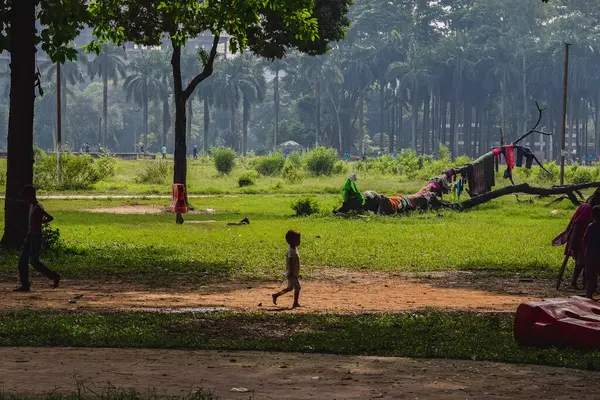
top-left (103, 57), bottom-right (108, 148)
top-left (423, 94), bottom-right (430, 155)
top-left (273, 70), bottom-right (279, 149)
top-left (464, 101), bottom-right (471, 157)
top-left (315, 77), bottom-right (321, 147)
top-left (162, 93), bottom-right (170, 147)
top-left (242, 97), bottom-right (249, 156)
top-left (388, 99), bottom-right (395, 154)
top-left (203, 95), bottom-right (209, 153)
top-left (143, 81), bottom-right (148, 148)
top-left (500, 79), bottom-right (506, 145)
top-left (229, 100), bottom-right (236, 151)
top-left (172, 45), bottom-right (187, 191)
top-left (450, 97), bottom-right (457, 159)
top-left (379, 82), bottom-right (385, 152)
top-left (2, 0), bottom-right (36, 248)
top-left (186, 97), bottom-right (193, 154)
top-left (411, 88), bottom-right (418, 151)
top-left (358, 91), bottom-right (364, 154)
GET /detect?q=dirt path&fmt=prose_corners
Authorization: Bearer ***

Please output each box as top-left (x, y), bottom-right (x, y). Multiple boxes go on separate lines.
top-left (0, 270), bottom-right (553, 313)
top-left (1, 347), bottom-right (598, 399)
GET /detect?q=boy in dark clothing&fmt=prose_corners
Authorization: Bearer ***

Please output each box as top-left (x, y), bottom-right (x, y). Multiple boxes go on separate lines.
top-left (272, 230), bottom-right (301, 308)
top-left (13, 185), bottom-right (61, 292)
top-left (584, 205), bottom-right (600, 299)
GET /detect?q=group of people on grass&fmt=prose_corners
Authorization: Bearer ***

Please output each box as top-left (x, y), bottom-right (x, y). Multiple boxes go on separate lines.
top-left (10, 177), bottom-right (600, 307)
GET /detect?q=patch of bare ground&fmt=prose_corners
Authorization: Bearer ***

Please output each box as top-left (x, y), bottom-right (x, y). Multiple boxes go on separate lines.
top-left (1, 348), bottom-right (599, 399)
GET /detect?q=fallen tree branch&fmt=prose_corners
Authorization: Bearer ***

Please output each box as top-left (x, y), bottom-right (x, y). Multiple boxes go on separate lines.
top-left (460, 182), bottom-right (600, 210)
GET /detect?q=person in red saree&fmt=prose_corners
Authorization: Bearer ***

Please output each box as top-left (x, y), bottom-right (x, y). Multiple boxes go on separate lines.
top-left (553, 188), bottom-right (600, 288)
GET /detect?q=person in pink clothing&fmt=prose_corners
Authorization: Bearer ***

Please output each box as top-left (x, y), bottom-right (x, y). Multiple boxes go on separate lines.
top-left (553, 188), bottom-right (600, 288)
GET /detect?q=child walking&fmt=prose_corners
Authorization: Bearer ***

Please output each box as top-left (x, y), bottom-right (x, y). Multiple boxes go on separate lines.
top-left (272, 230), bottom-right (301, 308)
top-left (584, 205), bottom-right (600, 299)
top-left (13, 185), bottom-right (61, 292)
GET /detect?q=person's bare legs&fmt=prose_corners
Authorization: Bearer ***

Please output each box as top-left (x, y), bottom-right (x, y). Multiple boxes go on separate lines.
top-left (272, 286), bottom-right (293, 305)
top-left (292, 287), bottom-right (301, 308)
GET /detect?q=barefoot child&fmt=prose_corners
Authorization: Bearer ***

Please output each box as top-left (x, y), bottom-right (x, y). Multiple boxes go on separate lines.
top-left (584, 205), bottom-right (600, 299)
top-left (13, 185), bottom-right (61, 292)
top-left (272, 230), bottom-right (301, 308)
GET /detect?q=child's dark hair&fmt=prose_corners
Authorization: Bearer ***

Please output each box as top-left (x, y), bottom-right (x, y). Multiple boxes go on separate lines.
top-left (593, 205), bottom-right (600, 221)
top-left (20, 185), bottom-right (36, 198)
top-left (285, 230), bottom-right (301, 246)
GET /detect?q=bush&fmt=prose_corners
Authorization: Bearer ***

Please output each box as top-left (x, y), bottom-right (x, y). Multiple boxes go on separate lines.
top-left (291, 197), bottom-right (320, 216)
top-left (566, 163), bottom-right (597, 185)
top-left (42, 224), bottom-right (64, 252)
top-left (135, 161), bottom-right (170, 184)
top-left (238, 171), bottom-right (256, 187)
top-left (332, 160), bottom-right (349, 175)
top-left (303, 147), bottom-right (337, 176)
top-left (286, 151), bottom-right (303, 168)
top-left (34, 153), bottom-right (108, 190)
top-left (533, 162), bottom-right (560, 186)
top-left (212, 147), bottom-right (236, 175)
top-left (95, 153), bottom-right (117, 179)
top-left (252, 153), bottom-right (285, 176)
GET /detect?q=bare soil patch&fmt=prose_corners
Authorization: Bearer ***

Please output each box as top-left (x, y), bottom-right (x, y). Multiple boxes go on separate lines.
top-left (1, 347), bottom-right (598, 399)
top-left (82, 205), bottom-right (219, 215)
top-left (0, 270), bottom-right (554, 313)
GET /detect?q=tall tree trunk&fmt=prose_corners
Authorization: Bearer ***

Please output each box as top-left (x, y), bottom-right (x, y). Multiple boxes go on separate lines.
top-left (143, 82), bottom-right (148, 148)
top-left (500, 80), bottom-right (506, 145)
top-left (450, 97), bottom-right (457, 159)
top-left (397, 100), bottom-right (404, 150)
top-left (2, 0), bottom-right (36, 247)
top-left (464, 101), bottom-right (471, 157)
top-left (102, 57), bottom-right (108, 148)
top-left (423, 94), bottom-right (430, 155)
top-left (171, 45), bottom-right (187, 192)
top-left (203, 95), bottom-right (209, 153)
top-left (242, 97), bottom-right (249, 156)
top-left (411, 88), bottom-right (418, 151)
top-left (186, 98), bottom-right (193, 154)
top-left (358, 91), bottom-right (364, 154)
top-left (315, 77), bottom-right (321, 147)
top-left (162, 95), bottom-right (170, 147)
top-left (379, 82), bottom-right (385, 152)
top-left (229, 101), bottom-right (236, 151)
top-left (273, 70), bottom-right (279, 149)
top-left (388, 99), bottom-right (395, 154)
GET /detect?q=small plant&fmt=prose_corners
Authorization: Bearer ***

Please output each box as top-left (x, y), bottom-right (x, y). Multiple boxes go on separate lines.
top-left (252, 153), bottom-right (285, 176)
top-left (135, 161), bottom-right (170, 184)
top-left (566, 163), bottom-right (597, 185)
top-left (42, 224), bottom-right (64, 252)
top-left (94, 153), bottom-right (117, 179)
top-left (34, 154), bottom-right (105, 190)
top-left (534, 162), bottom-right (560, 186)
top-left (212, 147), bottom-right (237, 175)
top-left (291, 197), bottom-right (320, 216)
top-left (303, 147), bottom-right (337, 176)
top-left (238, 171), bottom-right (256, 187)
top-left (332, 160), bottom-right (349, 175)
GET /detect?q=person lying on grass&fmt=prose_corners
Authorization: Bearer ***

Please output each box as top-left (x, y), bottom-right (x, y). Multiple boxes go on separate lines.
top-left (272, 230), bottom-right (302, 309)
top-left (13, 185), bottom-right (61, 292)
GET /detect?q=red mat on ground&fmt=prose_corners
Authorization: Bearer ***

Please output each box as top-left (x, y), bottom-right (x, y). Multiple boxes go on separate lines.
top-left (514, 297), bottom-right (600, 350)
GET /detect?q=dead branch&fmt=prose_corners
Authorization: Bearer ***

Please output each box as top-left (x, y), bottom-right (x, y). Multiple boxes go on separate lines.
top-left (513, 102), bottom-right (551, 145)
top-left (460, 182), bottom-right (600, 210)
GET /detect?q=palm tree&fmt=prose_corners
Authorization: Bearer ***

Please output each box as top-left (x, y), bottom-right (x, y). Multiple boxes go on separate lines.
top-left (239, 57), bottom-right (266, 155)
top-left (123, 51), bottom-right (162, 148)
top-left (42, 54), bottom-right (87, 145)
top-left (265, 59), bottom-right (287, 148)
top-left (86, 44), bottom-right (127, 148)
top-left (154, 50), bottom-right (173, 148)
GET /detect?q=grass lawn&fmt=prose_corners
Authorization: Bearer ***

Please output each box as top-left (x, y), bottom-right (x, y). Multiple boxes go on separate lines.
top-left (0, 310), bottom-right (599, 370)
top-left (0, 194), bottom-right (577, 281)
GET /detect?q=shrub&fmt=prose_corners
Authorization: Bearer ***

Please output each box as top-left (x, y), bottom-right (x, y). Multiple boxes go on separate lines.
top-left (252, 153), bottom-right (285, 176)
top-left (283, 167), bottom-right (305, 184)
top-left (42, 224), bottom-right (64, 252)
top-left (95, 153), bottom-right (117, 179)
top-left (135, 161), bottom-right (170, 184)
top-left (212, 147), bottom-right (236, 175)
top-left (291, 197), bottom-right (320, 216)
top-left (286, 151), bottom-right (303, 168)
top-left (238, 171), bottom-right (256, 187)
top-left (533, 162), bottom-right (560, 186)
top-left (34, 154), bottom-right (106, 190)
top-left (332, 160), bottom-right (349, 175)
top-left (566, 163), bottom-right (597, 185)
top-left (303, 147), bottom-right (337, 176)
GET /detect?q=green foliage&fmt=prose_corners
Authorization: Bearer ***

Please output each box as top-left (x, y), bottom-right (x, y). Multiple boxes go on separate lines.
top-left (238, 171), bottom-right (257, 187)
top-left (437, 144), bottom-right (451, 162)
top-left (566, 163), bottom-right (598, 185)
top-left (212, 148), bottom-right (237, 175)
top-left (251, 153), bottom-right (285, 176)
top-left (135, 161), bottom-right (170, 184)
top-left (42, 224), bottom-right (64, 252)
top-left (94, 153), bottom-right (117, 179)
top-left (34, 154), bottom-right (113, 190)
top-left (33, 146), bottom-right (46, 159)
top-left (533, 162), bottom-right (560, 186)
top-left (332, 160), bottom-right (350, 175)
top-left (303, 147), bottom-right (338, 176)
top-left (291, 197), bottom-right (321, 216)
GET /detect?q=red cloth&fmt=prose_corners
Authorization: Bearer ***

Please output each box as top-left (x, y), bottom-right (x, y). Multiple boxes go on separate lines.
top-left (492, 147), bottom-right (502, 156)
top-left (552, 204), bottom-right (593, 258)
top-left (504, 145), bottom-right (515, 171)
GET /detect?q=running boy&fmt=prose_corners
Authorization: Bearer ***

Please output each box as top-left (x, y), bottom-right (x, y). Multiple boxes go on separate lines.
top-left (13, 185), bottom-right (61, 292)
top-left (272, 230), bottom-right (301, 308)
top-left (584, 205), bottom-right (600, 299)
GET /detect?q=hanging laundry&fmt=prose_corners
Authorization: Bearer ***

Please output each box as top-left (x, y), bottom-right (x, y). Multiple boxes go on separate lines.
top-left (516, 146), bottom-right (524, 167)
top-left (484, 152), bottom-right (496, 190)
top-left (504, 145), bottom-right (515, 171)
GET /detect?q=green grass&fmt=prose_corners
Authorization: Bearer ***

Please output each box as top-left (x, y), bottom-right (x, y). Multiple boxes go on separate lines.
top-left (0, 195), bottom-right (578, 281)
top-left (1, 310), bottom-right (599, 370)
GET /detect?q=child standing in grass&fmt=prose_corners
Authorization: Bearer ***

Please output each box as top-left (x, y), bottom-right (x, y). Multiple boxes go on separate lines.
top-left (13, 185), bottom-right (61, 292)
top-left (584, 206), bottom-right (600, 299)
top-left (272, 230), bottom-right (301, 308)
